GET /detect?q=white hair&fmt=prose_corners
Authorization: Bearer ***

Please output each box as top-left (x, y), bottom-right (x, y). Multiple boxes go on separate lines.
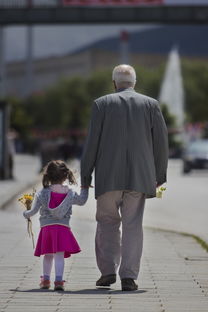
top-left (112, 64), bottom-right (136, 87)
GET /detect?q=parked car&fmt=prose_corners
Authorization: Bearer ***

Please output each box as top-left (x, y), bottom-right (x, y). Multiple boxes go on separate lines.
top-left (182, 139), bottom-right (208, 174)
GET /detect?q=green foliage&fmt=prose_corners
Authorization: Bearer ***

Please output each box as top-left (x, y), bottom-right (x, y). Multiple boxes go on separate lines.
top-left (182, 60), bottom-right (208, 122)
top-left (8, 60), bottom-right (208, 140)
top-left (134, 64), bottom-right (165, 99)
top-left (25, 76), bottom-right (90, 130)
top-left (8, 66), bottom-right (165, 136)
top-left (9, 97), bottom-right (33, 136)
top-left (87, 69), bottom-right (114, 99)
top-left (160, 103), bottom-right (181, 152)
top-left (160, 103), bottom-right (176, 128)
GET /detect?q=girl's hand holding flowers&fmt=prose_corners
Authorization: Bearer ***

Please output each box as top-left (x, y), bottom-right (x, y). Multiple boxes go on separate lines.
top-left (19, 191), bottom-right (35, 248)
top-left (23, 210), bottom-right (30, 219)
top-left (19, 193), bottom-right (34, 209)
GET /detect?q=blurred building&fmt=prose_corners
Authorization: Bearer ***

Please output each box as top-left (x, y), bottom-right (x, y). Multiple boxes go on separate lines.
top-left (5, 25), bottom-right (208, 98)
top-left (7, 50), bottom-right (92, 97)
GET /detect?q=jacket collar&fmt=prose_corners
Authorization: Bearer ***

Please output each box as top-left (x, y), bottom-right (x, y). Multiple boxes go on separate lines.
top-left (116, 87), bottom-right (135, 92)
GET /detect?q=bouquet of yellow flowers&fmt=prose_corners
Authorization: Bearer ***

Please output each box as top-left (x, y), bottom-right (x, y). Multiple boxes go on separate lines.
top-left (18, 190), bottom-right (35, 248)
top-left (156, 186), bottom-right (166, 199)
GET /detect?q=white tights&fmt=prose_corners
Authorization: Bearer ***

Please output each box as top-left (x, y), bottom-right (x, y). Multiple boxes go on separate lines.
top-left (43, 252), bottom-right (65, 281)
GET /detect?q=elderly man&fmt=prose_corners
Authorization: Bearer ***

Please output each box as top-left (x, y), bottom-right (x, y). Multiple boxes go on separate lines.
top-left (81, 64), bottom-right (168, 291)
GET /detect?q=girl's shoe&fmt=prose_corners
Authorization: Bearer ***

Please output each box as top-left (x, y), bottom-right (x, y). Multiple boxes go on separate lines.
top-left (39, 276), bottom-right (50, 289)
top-left (54, 280), bottom-right (65, 291)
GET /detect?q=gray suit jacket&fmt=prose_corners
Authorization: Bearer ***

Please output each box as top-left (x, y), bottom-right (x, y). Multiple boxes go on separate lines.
top-left (81, 88), bottom-right (168, 199)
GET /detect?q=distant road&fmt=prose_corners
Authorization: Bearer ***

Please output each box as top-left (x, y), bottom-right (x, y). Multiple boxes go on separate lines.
top-left (144, 159), bottom-right (208, 243)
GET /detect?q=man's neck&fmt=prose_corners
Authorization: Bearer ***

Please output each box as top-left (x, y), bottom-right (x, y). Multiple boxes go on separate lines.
top-left (116, 87), bottom-right (134, 92)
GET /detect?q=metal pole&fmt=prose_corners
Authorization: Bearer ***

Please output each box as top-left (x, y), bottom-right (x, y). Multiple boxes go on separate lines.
top-left (0, 29), bottom-right (9, 180)
top-left (0, 27), bottom-right (5, 99)
top-left (25, 25), bottom-right (34, 97)
top-left (120, 30), bottom-right (129, 64)
top-left (27, 0), bottom-right (33, 8)
top-left (58, 0), bottom-right (63, 7)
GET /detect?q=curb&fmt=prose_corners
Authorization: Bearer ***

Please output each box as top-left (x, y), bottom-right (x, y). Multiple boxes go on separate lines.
top-left (0, 178), bottom-right (40, 210)
top-left (145, 225), bottom-right (208, 252)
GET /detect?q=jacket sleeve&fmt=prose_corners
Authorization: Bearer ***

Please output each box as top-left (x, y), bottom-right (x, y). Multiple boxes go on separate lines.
top-left (151, 101), bottom-right (169, 185)
top-left (81, 101), bottom-right (103, 187)
top-left (23, 193), bottom-right (42, 219)
top-left (72, 188), bottom-right (89, 206)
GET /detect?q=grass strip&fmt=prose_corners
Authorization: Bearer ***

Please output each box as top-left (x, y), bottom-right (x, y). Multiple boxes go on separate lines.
top-left (145, 226), bottom-right (208, 253)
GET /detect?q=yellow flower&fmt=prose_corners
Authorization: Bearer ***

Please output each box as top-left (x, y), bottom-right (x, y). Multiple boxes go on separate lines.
top-left (24, 194), bottom-right (33, 200)
top-left (18, 191), bottom-right (35, 210)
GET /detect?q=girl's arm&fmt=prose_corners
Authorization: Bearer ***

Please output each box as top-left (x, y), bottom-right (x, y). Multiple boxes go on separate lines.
top-left (72, 188), bottom-right (89, 206)
top-left (23, 194), bottom-right (42, 219)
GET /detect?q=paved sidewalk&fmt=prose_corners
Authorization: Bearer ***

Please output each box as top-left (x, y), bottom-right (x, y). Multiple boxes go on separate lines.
top-left (0, 185), bottom-right (208, 312)
top-left (144, 160), bottom-right (208, 244)
top-left (0, 154), bottom-right (40, 209)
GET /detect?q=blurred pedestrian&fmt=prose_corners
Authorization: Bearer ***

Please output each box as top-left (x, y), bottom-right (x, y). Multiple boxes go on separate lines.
top-left (81, 64), bottom-right (168, 291)
top-left (23, 160), bottom-right (88, 291)
top-left (7, 129), bottom-right (17, 179)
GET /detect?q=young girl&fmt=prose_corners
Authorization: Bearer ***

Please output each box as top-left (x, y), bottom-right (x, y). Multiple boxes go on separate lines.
top-left (23, 160), bottom-right (88, 291)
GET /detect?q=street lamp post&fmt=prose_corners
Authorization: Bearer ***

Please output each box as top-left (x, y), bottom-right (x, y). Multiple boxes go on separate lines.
top-left (120, 30), bottom-right (129, 64)
top-left (0, 27), bottom-right (10, 179)
top-left (25, 25), bottom-right (34, 97)
top-left (0, 101), bottom-right (10, 180)
top-left (0, 27), bottom-right (5, 98)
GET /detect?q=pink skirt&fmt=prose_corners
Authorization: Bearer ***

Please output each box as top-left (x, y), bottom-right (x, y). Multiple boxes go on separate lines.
top-left (34, 224), bottom-right (81, 258)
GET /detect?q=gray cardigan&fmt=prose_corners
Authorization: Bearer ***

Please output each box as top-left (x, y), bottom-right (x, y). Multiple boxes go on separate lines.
top-left (81, 88), bottom-right (168, 199)
top-left (23, 188), bottom-right (88, 227)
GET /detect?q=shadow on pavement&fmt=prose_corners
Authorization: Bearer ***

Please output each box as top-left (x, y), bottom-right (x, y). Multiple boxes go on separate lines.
top-left (61, 289), bottom-right (147, 295)
top-left (10, 288), bottom-right (147, 295)
top-left (107, 289), bottom-right (147, 295)
top-left (10, 288), bottom-right (53, 293)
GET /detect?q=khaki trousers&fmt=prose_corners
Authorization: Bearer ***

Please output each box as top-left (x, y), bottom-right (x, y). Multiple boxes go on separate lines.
top-left (95, 190), bottom-right (145, 280)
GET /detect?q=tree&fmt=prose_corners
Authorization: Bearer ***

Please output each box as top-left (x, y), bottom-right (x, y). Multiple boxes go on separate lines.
top-left (8, 60), bottom-right (208, 150)
top-left (9, 97), bottom-right (33, 136)
top-left (182, 60), bottom-right (208, 122)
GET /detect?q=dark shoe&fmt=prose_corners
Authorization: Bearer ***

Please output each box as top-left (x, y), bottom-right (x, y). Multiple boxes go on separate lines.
top-left (96, 274), bottom-right (116, 287)
top-left (121, 278), bottom-right (138, 291)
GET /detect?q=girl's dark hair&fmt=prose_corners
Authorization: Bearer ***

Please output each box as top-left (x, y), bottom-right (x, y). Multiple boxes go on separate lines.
top-left (42, 160), bottom-right (77, 188)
